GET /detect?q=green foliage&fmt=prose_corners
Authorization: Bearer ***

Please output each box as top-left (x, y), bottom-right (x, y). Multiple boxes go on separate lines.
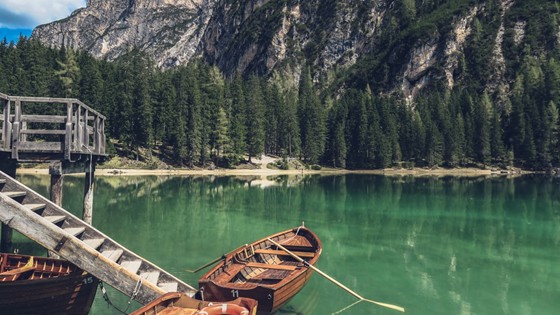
top-left (2, 4), bottom-right (560, 173)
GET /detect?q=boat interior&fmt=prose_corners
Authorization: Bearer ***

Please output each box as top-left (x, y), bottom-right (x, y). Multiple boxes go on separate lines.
top-left (208, 230), bottom-right (319, 286)
top-left (0, 254), bottom-right (75, 281)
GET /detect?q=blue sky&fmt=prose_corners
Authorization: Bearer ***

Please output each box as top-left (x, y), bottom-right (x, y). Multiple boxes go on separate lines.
top-left (0, 0), bottom-right (85, 43)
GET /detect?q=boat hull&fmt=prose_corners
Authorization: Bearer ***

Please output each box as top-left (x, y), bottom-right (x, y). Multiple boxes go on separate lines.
top-left (0, 253), bottom-right (98, 315)
top-left (198, 227), bottom-right (322, 315)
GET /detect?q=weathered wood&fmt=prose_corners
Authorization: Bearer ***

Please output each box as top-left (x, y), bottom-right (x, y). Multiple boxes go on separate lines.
top-left (20, 129), bottom-right (66, 135)
top-left (0, 194), bottom-right (166, 304)
top-left (0, 170), bottom-right (197, 304)
top-left (18, 141), bottom-right (64, 151)
top-left (50, 171), bottom-right (63, 207)
top-left (2, 100), bottom-right (11, 149)
top-left (0, 93), bottom-right (106, 161)
top-left (0, 159), bottom-right (16, 253)
top-left (65, 101), bottom-right (73, 160)
top-left (21, 115), bottom-right (66, 123)
top-left (83, 164), bottom-right (95, 225)
top-left (11, 100), bottom-right (20, 160)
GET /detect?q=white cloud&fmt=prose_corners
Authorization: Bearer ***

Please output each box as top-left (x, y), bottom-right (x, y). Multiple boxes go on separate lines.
top-left (0, 0), bottom-right (86, 28)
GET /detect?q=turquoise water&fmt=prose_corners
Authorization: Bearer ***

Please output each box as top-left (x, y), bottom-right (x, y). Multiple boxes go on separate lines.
top-left (14, 174), bottom-right (560, 315)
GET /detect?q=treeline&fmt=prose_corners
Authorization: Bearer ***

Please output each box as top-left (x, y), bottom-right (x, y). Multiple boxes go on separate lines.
top-left (0, 37), bottom-right (558, 170)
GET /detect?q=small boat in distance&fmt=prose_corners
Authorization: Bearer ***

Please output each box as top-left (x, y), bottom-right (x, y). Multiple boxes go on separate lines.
top-left (198, 226), bottom-right (322, 315)
top-left (0, 252), bottom-right (98, 315)
top-left (130, 292), bottom-right (258, 315)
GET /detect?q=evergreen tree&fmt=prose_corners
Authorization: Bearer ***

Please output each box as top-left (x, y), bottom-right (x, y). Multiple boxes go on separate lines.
top-left (474, 93), bottom-right (492, 165)
top-left (298, 66), bottom-right (326, 164)
top-left (228, 73), bottom-right (246, 161)
top-left (55, 47), bottom-right (80, 98)
top-left (244, 75), bottom-right (265, 162)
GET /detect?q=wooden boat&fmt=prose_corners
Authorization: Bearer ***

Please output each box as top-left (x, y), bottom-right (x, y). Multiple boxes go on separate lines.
top-left (0, 253), bottom-right (98, 315)
top-left (198, 226), bottom-right (322, 315)
top-left (130, 292), bottom-right (258, 315)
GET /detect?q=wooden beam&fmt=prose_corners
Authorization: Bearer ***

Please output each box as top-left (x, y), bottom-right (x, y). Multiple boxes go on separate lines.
top-left (0, 159), bottom-right (16, 253)
top-left (0, 194), bottom-right (166, 304)
top-left (83, 162), bottom-right (95, 225)
top-left (21, 115), bottom-right (66, 123)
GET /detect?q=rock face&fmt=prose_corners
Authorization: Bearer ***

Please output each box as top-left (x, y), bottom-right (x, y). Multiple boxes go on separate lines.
top-left (33, 0), bottom-right (525, 99)
top-left (33, 0), bottom-right (217, 67)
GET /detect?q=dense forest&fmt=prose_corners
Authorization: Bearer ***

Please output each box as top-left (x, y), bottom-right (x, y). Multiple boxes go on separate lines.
top-left (1, 1), bottom-right (559, 171)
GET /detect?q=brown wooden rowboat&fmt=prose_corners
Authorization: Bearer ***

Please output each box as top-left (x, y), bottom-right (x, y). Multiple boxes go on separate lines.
top-left (130, 292), bottom-right (258, 315)
top-left (198, 226), bottom-right (322, 315)
top-left (0, 253), bottom-right (98, 315)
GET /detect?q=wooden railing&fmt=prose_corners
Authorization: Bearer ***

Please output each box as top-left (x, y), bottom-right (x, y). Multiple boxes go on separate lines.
top-left (0, 92), bottom-right (106, 161)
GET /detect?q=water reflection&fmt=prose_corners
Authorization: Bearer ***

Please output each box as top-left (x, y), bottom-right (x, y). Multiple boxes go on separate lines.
top-left (14, 174), bottom-right (560, 315)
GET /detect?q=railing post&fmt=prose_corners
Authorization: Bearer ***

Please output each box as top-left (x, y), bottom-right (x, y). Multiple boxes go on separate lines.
top-left (11, 99), bottom-right (21, 160)
top-left (75, 105), bottom-right (83, 150)
top-left (65, 102), bottom-right (73, 160)
top-left (83, 109), bottom-right (89, 150)
top-left (2, 99), bottom-right (11, 150)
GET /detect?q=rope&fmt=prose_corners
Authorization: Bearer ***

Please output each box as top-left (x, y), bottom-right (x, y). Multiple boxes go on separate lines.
top-left (99, 277), bottom-right (143, 315)
top-left (99, 281), bottom-right (128, 315)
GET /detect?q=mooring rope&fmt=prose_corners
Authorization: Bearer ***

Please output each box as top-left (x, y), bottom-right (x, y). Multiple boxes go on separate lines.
top-left (99, 281), bottom-right (129, 315)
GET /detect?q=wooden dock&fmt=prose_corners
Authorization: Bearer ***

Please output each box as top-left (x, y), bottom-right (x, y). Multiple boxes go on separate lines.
top-left (0, 92), bottom-right (106, 161)
top-left (0, 92), bottom-right (198, 305)
top-left (0, 170), bottom-right (197, 304)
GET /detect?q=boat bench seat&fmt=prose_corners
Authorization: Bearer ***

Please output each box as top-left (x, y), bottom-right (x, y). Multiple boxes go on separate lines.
top-left (254, 249), bottom-right (315, 258)
top-left (246, 262), bottom-right (298, 271)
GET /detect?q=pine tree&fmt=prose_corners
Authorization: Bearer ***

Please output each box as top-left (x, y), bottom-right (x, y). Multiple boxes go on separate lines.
top-left (474, 93), bottom-right (492, 165)
top-left (244, 75), bottom-right (265, 162)
top-left (228, 73), bottom-right (246, 161)
top-left (298, 66), bottom-right (326, 164)
top-left (55, 47), bottom-right (80, 98)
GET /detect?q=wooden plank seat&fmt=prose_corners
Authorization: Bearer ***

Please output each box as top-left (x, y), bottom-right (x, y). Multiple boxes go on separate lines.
top-left (254, 249), bottom-right (315, 258)
top-left (249, 269), bottom-right (292, 281)
top-left (245, 262), bottom-right (298, 271)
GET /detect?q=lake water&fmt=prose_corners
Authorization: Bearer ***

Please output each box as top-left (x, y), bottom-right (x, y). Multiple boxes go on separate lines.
top-left (13, 174), bottom-right (560, 315)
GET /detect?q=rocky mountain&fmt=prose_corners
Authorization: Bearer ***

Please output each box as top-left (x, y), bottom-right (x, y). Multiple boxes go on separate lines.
top-left (32, 0), bottom-right (559, 100)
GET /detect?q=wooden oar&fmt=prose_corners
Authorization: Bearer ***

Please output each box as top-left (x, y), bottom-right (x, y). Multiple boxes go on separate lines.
top-left (186, 255), bottom-right (225, 273)
top-left (267, 238), bottom-right (405, 313)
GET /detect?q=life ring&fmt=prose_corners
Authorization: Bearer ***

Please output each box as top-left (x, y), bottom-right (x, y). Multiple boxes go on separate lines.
top-left (197, 303), bottom-right (249, 315)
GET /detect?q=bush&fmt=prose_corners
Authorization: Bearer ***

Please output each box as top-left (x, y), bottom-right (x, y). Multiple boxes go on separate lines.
top-left (311, 164), bottom-right (322, 170)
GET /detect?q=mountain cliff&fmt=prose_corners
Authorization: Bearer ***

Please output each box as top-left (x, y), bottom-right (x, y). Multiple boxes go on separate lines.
top-left (32, 0), bottom-right (559, 100)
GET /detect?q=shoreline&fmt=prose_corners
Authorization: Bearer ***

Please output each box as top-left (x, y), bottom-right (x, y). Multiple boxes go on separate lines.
top-left (15, 166), bottom-right (525, 177)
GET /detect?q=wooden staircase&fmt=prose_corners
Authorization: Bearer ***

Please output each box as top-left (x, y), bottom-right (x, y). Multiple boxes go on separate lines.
top-left (0, 170), bottom-right (197, 304)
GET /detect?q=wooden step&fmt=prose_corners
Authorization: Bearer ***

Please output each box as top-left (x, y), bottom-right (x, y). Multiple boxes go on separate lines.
top-left (101, 249), bottom-right (124, 262)
top-left (0, 179), bottom-right (6, 184)
top-left (246, 262), bottom-right (298, 271)
top-left (64, 227), bottom-right (85, 237)
top-left (158, 282), bottom-right (178, 292)
top-left (140, 271), bottom-right (160, 285)
top-left (254, 249), bottom-right (315, 258)
top-left (44, 215), bottom-right (66, 225)
top-left (24, 204), bottom-right (46, 212)
top-left (120, 260), bottom-right (142, 274)
top-left (82, 238), bottom-right (105, 250)
top-left (3, 191), bottom-right (26, 198)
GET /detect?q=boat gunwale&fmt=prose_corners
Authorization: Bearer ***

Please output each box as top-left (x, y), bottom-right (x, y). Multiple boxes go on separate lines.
top-left (199, 226), bottom-right (322, 290)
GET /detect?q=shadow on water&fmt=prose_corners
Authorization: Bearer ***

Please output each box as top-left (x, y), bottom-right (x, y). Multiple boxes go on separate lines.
top-left (14, 174), bottom-right (560, 315)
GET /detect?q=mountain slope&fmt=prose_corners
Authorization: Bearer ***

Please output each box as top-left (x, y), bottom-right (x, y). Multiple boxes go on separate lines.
top-left (32, 0), bottom-right (560, 101)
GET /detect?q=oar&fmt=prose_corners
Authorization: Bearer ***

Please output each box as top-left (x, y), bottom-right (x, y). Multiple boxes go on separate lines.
top-left (267, 238), bottom-right (405, 313)
top-left (187, 255), bottom-right (225, 273)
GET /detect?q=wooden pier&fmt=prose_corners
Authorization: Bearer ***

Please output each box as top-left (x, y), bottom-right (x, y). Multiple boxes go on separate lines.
top-left (0, 92), bottom-right (197, 305)
top-left (0, 170), bottom-right (197, 304)
top-left (0, 92), bottom-right (106, 161)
